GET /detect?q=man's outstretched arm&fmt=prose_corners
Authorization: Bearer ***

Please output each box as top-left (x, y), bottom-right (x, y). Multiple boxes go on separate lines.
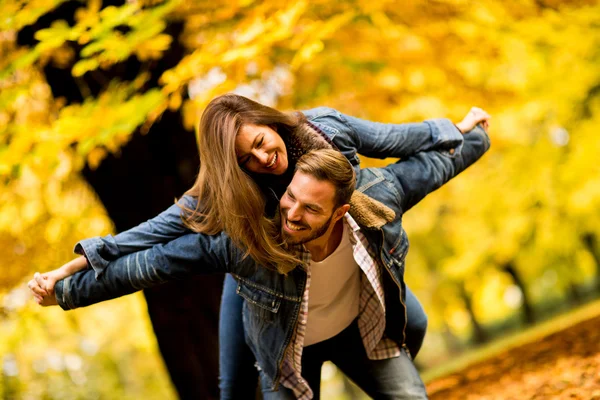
top-left (49, 231), bottom-right (237, 310)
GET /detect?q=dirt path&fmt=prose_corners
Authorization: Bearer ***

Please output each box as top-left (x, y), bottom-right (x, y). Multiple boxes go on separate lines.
top-left (427, 314), bottom-right (600, 399)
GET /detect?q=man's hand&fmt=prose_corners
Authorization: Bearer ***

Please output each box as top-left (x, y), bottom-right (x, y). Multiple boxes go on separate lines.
top-left (456, 107), bottom-right (490, 133)
top-left (28, 272), bottom-right (59, 306)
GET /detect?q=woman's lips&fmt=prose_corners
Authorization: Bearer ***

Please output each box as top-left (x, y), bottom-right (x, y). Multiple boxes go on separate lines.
top-left (266, 152), bottom-right (278, 169)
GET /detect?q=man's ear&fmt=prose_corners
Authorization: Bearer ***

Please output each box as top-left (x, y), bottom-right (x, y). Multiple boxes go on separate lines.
top-left (334, 204), bottom-right (350, 220)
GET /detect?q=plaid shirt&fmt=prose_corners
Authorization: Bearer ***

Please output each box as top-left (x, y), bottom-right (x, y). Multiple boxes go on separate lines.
top-left (279, 214), bottom-right (401, 399)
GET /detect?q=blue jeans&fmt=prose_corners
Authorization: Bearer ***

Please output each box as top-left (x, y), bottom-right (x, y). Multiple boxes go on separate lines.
top-left (260, 319), bottom-right (427, 399)
top-left (219, 274), bottom-right (428, 399)
top-left (218, 274), bottom-right (260, 399)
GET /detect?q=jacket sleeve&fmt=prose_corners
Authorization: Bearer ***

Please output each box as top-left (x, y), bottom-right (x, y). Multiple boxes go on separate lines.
top-left (382, 124), bottom-right (491, 214)
top-left (307, 107), bottom-right (464, 159)
top-left (75, 196), bottom-right (197, 278)
top-left (55, 231), bottom-right (238, 310)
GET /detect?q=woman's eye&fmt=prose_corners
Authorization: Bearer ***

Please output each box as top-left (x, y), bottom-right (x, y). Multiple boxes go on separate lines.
top-left (257, 136), bottom-right (264, 148)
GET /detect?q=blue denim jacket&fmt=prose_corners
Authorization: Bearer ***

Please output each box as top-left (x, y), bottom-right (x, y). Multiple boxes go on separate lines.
top-left (55, 110), bottom-right (488, 390)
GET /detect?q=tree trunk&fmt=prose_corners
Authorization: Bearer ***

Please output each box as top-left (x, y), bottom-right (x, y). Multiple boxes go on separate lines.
top-left (18, 3), bottom-right (223, 397)
top-left (567, 282), bottom-right (582, 306)
top-left (502, 261), bottom-right (536, 325)
top-left (82, 110), bottom-right (223, 400)
top-left (582, 233), bottom-right (600, 292)
top-left (458, 283), bottom-right (487, 344)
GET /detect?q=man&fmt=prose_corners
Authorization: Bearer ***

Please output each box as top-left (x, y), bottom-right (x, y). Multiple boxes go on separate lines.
top-left (31, 124), bottom-right (490, 398)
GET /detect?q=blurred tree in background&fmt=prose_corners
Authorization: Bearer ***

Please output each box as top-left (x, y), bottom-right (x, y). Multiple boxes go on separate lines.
top-left (1, 0), bottom-right (599, 398)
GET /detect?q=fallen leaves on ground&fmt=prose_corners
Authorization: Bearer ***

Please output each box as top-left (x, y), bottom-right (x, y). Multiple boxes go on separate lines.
top-left (427, 314), bottom-right (600, 399)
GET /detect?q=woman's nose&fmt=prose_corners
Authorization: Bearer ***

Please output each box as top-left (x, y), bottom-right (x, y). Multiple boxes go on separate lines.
top-left (251, 149), bottom-right (269, 165)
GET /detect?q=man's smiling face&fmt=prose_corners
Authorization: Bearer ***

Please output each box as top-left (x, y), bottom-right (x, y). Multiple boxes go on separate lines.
top-left (279, 172), bottom-right (338, 245)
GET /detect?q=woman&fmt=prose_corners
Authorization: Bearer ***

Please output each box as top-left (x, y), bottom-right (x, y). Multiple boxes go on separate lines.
top-left (30, 94), bottom-right (489, 398)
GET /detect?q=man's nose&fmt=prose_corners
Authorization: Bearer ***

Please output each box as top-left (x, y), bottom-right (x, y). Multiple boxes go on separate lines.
top-left (251, 149), bottom-right (269, 165)
top-left (286, 204), bottom-right (302, 221)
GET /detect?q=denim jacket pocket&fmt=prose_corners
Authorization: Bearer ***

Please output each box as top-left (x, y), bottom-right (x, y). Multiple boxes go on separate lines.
top-left (237, 282), bottom-right (282, 323)
top-left (388, 228), bottom-right (409, 260)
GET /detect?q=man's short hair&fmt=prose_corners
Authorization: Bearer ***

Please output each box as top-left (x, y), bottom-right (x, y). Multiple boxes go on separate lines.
top-left (295, 149), bottom-right (356, 207)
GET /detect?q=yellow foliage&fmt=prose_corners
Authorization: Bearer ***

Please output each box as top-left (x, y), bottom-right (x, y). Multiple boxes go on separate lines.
top-left (86, 147), bottom-right (108, 170)
top-left (135, 33), bottom-right (173, 61)
top-left (1, 0), bottom-right (600, 387)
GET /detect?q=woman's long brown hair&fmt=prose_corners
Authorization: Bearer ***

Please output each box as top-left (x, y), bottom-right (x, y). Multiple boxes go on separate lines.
top-left (180, 94), bottom-right (305, 273)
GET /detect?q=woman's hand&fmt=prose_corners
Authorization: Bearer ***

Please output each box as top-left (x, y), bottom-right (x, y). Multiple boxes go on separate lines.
top-left (455, 107), bottom-right (490, 134)
top-left (28, 256), bottom-right (88, 307)
top-left (28, 272), bottom-right (59, 306)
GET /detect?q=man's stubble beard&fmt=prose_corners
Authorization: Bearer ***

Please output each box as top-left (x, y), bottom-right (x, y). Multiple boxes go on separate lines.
top-left (281, 213), bottom-right (334, 246)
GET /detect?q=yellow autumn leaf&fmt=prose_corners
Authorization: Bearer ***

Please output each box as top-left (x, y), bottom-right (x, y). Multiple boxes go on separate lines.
top-left (86, 147), bottom-right (107, 170)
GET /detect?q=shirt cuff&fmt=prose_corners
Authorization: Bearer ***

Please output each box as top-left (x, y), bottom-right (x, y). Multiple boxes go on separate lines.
top-left (73, 235), bottom-right (119, 278)
top-left (426, 118), bottom-right (464, 153)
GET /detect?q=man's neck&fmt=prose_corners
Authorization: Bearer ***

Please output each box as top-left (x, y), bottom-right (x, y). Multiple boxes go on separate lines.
top-left (305, 219), bottom-right (345, 262)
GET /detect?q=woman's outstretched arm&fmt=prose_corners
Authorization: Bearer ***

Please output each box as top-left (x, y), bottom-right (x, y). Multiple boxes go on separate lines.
top-left (306, 107), bottom-right (488, 161)
top-left (76, 196), bottom-right (197, 278)
top-left (28, 196), bottom-right (199, 302)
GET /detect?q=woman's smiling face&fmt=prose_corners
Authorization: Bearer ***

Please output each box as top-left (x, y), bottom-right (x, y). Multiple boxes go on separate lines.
top-left (235, 124), bottom-right (289, 175)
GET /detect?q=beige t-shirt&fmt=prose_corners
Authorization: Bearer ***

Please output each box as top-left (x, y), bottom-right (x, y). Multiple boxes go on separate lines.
top-left (304, 222), bottom-right (361, 346)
